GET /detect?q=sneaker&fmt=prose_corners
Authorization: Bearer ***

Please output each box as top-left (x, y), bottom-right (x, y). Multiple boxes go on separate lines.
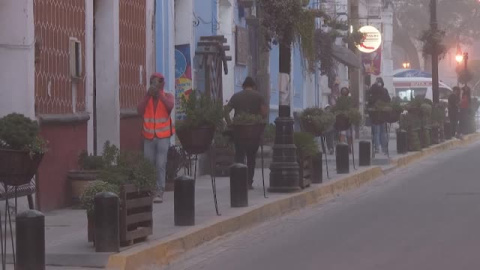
top-left (153, 192), bottom-right (163, 204)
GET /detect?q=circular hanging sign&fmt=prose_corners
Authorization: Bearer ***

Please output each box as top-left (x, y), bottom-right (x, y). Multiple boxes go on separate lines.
top-left (356, 25), bottom-right (382, 53)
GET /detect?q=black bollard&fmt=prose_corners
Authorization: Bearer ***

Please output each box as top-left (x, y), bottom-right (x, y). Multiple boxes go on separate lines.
top-left (359, 141), bottom-right (371, 166)
top-left (311, 153), bottom-right (323, 184)
top-left (230, 163), bottom-right (248, 207)
top-left (94, 192), bottom-right (119, 252)
top-left (16, 210), bottom-right (45, 270)
top-left (397, 130), bottom-right (408, 154)
top-left (336, 143), bottom-right (349, 174)
top-left (174, 176), bottom-right (195, 226)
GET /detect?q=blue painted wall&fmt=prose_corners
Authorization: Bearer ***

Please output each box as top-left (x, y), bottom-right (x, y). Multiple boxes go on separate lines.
top-left (292, 44), bottom-right (304, 110)
top-left (193, 0), bottom-right (217, 48)
top-left (155, 0), bottom-right (174, 91)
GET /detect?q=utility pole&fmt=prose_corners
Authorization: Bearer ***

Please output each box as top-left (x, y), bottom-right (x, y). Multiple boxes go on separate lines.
top-left (430, 0), bottom-right (440, 104)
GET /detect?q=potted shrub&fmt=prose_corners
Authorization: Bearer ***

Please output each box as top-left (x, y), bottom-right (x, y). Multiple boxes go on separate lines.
top-left (332, 96), bottom-right (362, 131)
top-left (80, 145), bottom-right (156, 246)
top-left (294, 132), bottom-right (321, 188)
top-left (431, 102), bottom-right (446, 144)
top-left (420, 102), bottom-right (432, 148)
top-left (388, 97), bottom-right (404, 123)
top-left (80, 181), bottom-right (119, 243)
top-left (176, 91), bottom-right (223, 155)
top-left (68, 142), bottom-right (117, 205)
top-left (399, 113), bottom-right (421, 151)
top-left (0, 113), bottom-right (47, 187)
top-left (211, 122), bottom-right (235, 177)
top-left (231, 112), bottom-right (266, 148)
top-left (299, 107), bottom-right (335, 136)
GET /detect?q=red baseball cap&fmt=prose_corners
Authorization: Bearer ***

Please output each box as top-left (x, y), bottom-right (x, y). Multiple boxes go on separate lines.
top-left (150, 72), bottom-right (165, 80)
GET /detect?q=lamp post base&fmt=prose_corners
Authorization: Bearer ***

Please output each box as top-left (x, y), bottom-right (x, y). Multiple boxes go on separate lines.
top-left (269, 105), bottom-right (300, 193)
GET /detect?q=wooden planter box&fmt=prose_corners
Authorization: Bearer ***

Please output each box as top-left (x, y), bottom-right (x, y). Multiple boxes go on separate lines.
top-left (87, 184), bottom-right (153, 246)
top-left (119, 184), bottom-right (153, 246)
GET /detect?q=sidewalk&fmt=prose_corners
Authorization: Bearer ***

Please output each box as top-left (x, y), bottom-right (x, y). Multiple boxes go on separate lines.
top-left (4, 134), bottom-right (477, 269)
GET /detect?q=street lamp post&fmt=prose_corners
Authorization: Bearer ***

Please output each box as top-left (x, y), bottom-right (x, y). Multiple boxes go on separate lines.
top-left (430, 0), bottom-right (440, 104)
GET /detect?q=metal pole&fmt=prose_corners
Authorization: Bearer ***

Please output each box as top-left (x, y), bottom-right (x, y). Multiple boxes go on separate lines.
top-left (465, 52), bottom-right (469, 87)
top-left (430, 0), bottom-right (440, 104)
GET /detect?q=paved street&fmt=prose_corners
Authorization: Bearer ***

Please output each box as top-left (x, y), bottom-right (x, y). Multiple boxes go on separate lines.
top-left (163, 140), bottom-right (480, 270)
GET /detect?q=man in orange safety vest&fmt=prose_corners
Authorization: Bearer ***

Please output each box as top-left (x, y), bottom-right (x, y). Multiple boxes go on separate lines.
top-left (137, 72), bottom-right (175, 203)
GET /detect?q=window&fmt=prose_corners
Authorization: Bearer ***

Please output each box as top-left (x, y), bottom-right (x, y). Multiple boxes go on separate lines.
top-left (69, 38), bottom-right (82, 79)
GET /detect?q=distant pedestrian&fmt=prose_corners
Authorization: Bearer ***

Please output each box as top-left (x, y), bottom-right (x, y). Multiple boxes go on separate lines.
top-left (459, 86), bottom-right (471, 136)
top-left (224, 77), bottom-right (268, 189)
top-left (448, 86), bottom-right (460, 137)
top-left (368, 77), bottom-right (391, 155)
top-left (338, 87), bottom-right (353, 147)
top-left (137, 72), bottom-right (175, 203)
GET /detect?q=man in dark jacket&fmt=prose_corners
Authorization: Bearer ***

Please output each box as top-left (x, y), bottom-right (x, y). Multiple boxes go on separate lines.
top-left (368, 77), bottom-right (391, 154)
top-left (224, 77), bottom-right (268, 189)
top-left (448, 86), bottom-right (461, 137)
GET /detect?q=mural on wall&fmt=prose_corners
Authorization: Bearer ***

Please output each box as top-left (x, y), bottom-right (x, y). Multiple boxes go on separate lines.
top-left (175, 44), bottom-right (193, 120)
top-left (362, 47), bottom-right (382, 76)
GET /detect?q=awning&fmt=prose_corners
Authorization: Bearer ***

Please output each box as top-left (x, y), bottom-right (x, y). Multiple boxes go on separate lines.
top-left (331, 45), bottom-right (362, 69)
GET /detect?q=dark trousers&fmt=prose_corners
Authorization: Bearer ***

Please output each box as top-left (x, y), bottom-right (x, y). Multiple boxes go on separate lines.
top-left (234, 143), bottom-right (259, 185)
top-left (449, 114), bottom-right (458, 136)
top-left (459, 109), bottom-right (469, 135)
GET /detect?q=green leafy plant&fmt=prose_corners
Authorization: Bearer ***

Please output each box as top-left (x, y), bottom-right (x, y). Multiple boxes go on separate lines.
top-left (232, 113), bottom-right (266, 125)
top-left (294, 132), bottom-right (320, 158)
top-left (399, 112), bottom-right (422, 131)
top-left (431, 102), bottom-right (447, 126)
top-left (391, 97), bottom-right (404, 114)
top-left (0, 113), bottom-right (48, 155)
top-left (80, 181), bottom-right (119, 216)
top-left (419, 29), bottom-right (447, 57)
top-left (332, 96), bottom-right (362, 126)
top-left (300, 107), bottom-right (335, 136)
top-left (176, 91), bottom-right (223, 132)
top-left (78, 151), bottom-right (104, 170)
top-left (99, 150), bottom-right (156, 191)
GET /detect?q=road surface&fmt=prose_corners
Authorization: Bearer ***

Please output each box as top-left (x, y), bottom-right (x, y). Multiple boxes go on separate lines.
top-left (163, 140), bottom-right (480, 270)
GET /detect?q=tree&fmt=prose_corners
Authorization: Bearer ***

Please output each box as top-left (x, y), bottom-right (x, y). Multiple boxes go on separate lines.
top-left (396, 0), bottom-right (480, 49)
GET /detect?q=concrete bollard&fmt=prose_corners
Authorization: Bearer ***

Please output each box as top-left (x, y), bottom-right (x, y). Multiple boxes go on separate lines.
top-left (230, 163), bottom-right (249, 207)
top-left (336, 143), bottom-right (349, 174)
top-left (359, 141), bottom-right (371, 166)
top-left (311, 153), bottom-right (323, 184)
top-left (174, 176), bottom-right (195, 226)
top-left (16, 210), bottom-right (45, 270)
top-left (397, 130), bottom-right (408, 154)
top-left (94, 192), bottom-right (120, 252)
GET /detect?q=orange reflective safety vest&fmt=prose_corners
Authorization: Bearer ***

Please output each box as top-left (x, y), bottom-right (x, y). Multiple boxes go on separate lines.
top-left (142, 97), bottom-right (175, 139)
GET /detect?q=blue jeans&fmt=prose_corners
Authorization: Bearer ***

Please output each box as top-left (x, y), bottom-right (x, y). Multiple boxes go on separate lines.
top-left (144, 137), bottom-right (170, 192)
top-left (373, 124), bottom-right (387, 152)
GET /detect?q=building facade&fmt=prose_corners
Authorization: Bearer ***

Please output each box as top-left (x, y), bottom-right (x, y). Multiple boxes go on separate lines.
top-left (0, 0), bottom-right (154, 210)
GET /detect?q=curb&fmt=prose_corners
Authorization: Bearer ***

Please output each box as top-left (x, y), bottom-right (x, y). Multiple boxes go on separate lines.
top-left (106, 133), bottom-right (480, 270)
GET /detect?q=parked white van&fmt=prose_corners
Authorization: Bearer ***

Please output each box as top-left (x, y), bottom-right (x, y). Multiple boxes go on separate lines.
top-left (393, 70), bottom-right (453, 102)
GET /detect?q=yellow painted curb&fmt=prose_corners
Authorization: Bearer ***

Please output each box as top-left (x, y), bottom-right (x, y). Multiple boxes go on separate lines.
top-left (106, 167), bottom-right (383, 270)
top-left (106, 133), bottom-right (480, 270)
